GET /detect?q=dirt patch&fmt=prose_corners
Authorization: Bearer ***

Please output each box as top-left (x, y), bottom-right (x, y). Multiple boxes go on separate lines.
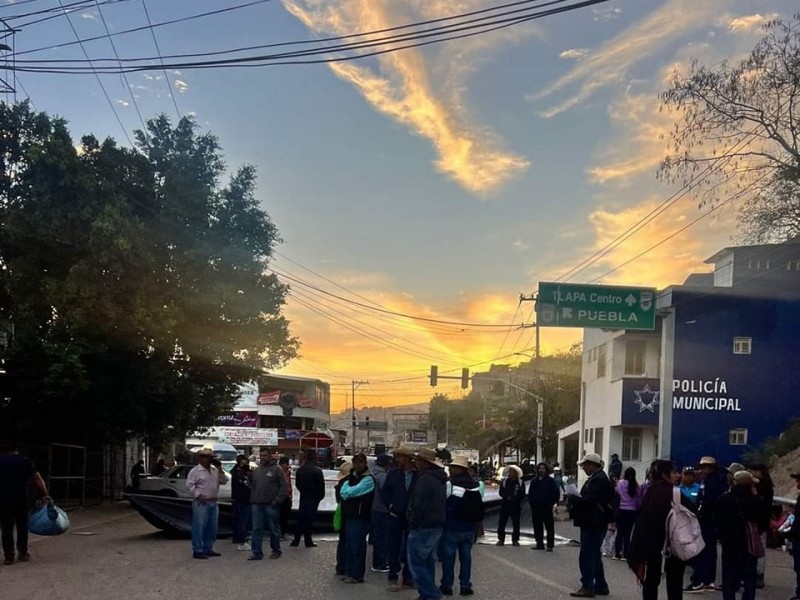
top-left (769, 446), bottom-right (800, 501)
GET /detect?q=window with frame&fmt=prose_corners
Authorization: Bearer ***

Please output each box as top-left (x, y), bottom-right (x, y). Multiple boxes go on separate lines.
top-left (624, 339), bottom-right (646, 375)
top-left (583, 428), bottom-right (594, 444)
top-left (729, 428), bottom-right (748, 445)
top-left (733, 337), bottom-right (752, 355)
top-left (621, 428), bottom-right (642, 462)
top-left (596, 344), bottom-right (607, 378)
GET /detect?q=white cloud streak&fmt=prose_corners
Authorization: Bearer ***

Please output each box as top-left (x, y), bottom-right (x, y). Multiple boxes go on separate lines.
top-left (559, 48), bottom-right (590, 60)
top-left (727, 13), bottom-right (778, 34)
top-left (282, 0), bottom-right (530, 195)
top-left (532, 0), bottom-right (724, 118)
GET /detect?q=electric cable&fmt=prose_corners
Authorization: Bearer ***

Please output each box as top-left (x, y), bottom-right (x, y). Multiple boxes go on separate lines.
top-left (140, 0), bottom-right (181, 120)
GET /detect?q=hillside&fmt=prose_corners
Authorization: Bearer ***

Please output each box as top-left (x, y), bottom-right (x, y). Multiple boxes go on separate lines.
top-left (771, 446), bottom-right (800, 500)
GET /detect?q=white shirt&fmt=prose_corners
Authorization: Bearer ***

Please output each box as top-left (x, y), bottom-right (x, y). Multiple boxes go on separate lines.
top-left (186, 464), bottom-right (228, 500)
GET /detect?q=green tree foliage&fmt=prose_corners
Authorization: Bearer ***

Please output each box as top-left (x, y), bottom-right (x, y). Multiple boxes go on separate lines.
top-left (659, 16), bottom-right (800, 243)
top-left (0, 103), bottom-right (298, 445)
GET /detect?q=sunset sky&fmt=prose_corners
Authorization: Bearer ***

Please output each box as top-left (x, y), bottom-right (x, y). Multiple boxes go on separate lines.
top-left (11, 0), bottom-right (795, 412)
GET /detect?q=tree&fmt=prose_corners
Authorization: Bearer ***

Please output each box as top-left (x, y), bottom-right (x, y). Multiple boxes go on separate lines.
top-left (0, 103), bottom-right (298, 445)
top-left (659, 15), bottom-right (800, 243)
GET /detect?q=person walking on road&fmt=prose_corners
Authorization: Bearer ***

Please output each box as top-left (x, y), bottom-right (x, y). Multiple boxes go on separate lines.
top-left (628, 460), bottom-right (695, 600)
top-left (370, 454), bottom-right (392, 573)
top-left (383, 445), bottom-right (417, 592)
top-left (292, 450), bottom-right (325, 548)
top-left (716, 470), bottom-right (766, 600)
top-left (186, 449), bottom-right (228, 559)
top-left (278, 455), bottom-right (293, 540)
top-left (0, 442), bottom-right (51, 565)
top-left (231, 455), bottom-right (252, 551)
top-left (497, 465), bottom-right (525, 546)
top-left (570, 452), bottom-right (614, 598)
top-left (439, 455), bottom-right (480, 597)
top-left (614, 467), bottom-right (641, 561)
top-left (528, 462), bottom-right (560, 551)
top-left (248, 448), bottom-right (287, 561)
top-left (339, 453), bottom-right (375, 584)
top-left (687, 456), bottom-right (728, 593)
top-left (407, 447), bottom-right (447, 600)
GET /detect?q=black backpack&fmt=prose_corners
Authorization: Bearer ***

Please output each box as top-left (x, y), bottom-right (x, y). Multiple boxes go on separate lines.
top-left (454, 485), bottom-right (485, 523)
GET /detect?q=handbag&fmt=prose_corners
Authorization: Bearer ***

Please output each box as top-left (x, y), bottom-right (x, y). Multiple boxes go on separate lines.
top-left (745, 521), bottom-right (765, 558)
top-left (333, 503), bottom-right (342, 532)
top-left (29, 502), bottom-right (70, 536)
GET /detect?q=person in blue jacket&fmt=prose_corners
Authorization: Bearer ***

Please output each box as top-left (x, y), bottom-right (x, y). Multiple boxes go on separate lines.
top-left (528, 462), bottom-right (561, 551)
top-left (497, 465), bottom-right (526, 546)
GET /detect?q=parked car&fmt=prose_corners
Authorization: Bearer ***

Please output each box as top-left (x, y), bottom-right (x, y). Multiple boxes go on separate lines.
top-left (137, 464), bottom-right (232, 500)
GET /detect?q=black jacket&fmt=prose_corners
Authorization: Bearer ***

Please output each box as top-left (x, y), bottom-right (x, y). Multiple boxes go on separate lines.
top-left (295, 461), bottom-right (325, 503)
top-left (572, 469), bottom-right (615, 528)
top-left (698, 466), bottom-right (729, 522)
top-left (629, 480), bottom-right (696, 563)
top-left (408, 468), bottom-right (447, 529)
top-left (528, 475), bottom-right (560, 508)
top-left (231, 466), bottom-right (252, 503)
top-left (716, 486), bottom-right (765, 552)
top-left (383, 467), bottom-right (416, 520)
top-left (499, 477), bottom-right (526, 505)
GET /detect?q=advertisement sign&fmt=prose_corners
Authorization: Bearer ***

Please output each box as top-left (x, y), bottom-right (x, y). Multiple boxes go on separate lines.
top-left (257, 390), bottom-right (327, 411)
top-left (218, 427), bottom-right (279, 446)
top-left (537, 282), bottom-right (656, 330)
top-left (409, 430), bottom-right (428, 443)
top-left (216, 411), bottom-right (259, 428)
top-left (235, 382), bottom-right (259, 408)
top-left (257, 391), bottom-right (281, 405)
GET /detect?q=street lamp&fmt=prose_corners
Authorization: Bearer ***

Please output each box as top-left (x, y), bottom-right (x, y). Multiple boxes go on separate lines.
top-left (481, 378), bottom-right (546, 463)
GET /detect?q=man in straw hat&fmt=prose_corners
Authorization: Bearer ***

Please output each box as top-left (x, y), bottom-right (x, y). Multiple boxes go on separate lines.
top-left (383, 445), bottom-right (417, 592)
top-left (407, 447), bottom-right (447, 600)
top-left (186, 448), bottom-right (229, 560)
top-left (438, 455), bottom-right (482, 597)
top-left (687, 456), bottom-right (728, 593)
top-left (570, 453), bottom-right (614, 597)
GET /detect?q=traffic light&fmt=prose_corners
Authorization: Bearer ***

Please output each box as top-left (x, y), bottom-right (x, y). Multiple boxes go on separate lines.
top-left (461, 368), bottom-right (470, 389)
top-left (365, 416), bottom-right (370, 429)
top-left (429, 365), bottom-right (438, 387)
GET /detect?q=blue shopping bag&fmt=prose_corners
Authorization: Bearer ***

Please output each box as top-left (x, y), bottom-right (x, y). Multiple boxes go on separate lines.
top-left (29, 502), bottom-right (70, 536)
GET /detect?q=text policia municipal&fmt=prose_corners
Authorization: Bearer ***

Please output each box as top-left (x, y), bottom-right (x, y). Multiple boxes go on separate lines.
top-left (671, 379), bottom-right (741, 412)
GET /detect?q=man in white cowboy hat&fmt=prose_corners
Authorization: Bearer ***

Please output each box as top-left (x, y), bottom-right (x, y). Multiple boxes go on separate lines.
top-left (438, 455), bottom-right (482, 597)
top-left (687, 455), bottom-right (728, 593)
top-left (497, 465), bottom-right (526, 547)
top-left (186, 448), bottom-right (228, 559)
top-left (383, 445), bottom-right (417, 591)
top-left (407, 447), bottom-right (447, 600)
top-left (570, 453), bottom-right (614, 597)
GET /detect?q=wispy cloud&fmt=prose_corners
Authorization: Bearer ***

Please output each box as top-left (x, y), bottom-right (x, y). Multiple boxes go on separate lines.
top-left (531, 0), bottom-right (722, 118)
top-left (727, 13), bottom-right (778, 34)
top-left (559, 48), bottom-right (590, 60)
top-left (282, 0), bottom-right (530, 195)
top-left (593, 3), bottom-right (622, 22)
top-left (81, 11), bottom-right (97, 20)
top-left (512, 240), bottom-right (530, 251)
top-left (173, 79), bottom-right (189, 93)
top-left (114, 99), bottom-right (129, 107)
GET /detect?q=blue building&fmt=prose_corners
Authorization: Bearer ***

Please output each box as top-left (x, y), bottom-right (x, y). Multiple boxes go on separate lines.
top-left (557, 240), bottom-right (800, 478)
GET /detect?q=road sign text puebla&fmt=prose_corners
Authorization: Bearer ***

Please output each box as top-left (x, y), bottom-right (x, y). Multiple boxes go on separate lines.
top-left (537, 282), bottom-right (656, 330)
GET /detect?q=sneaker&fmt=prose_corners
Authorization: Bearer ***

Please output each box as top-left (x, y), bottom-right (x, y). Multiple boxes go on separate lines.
top-left (192, 553), bottom-right (208, 560)
top-left (204, 551), bottom-right (221, 557)
top-left (595, 588), bottom-right (610, 596)
top-left (439, 585), bottom-right (453, 596)
top-left (3, 557), bottom-right (14, 566)
top-left (684, 584), bottom-right (705, 593)
top-left (460, 589), bottom-right (474, 597)
top-left (269, 552), bottom-right (281, 559)
top-left (570, 587), bottom-right (595, 598)
top-left (247, 555), bottom-right (263, 561)
top-left (18, 554), bottom-right (29, 562)
top-left (704, 584), bottom-right (722, 592)
top-left (496, 540), bottom-right (504, 546)
top-left (237, 543), bottom-right (251, 551)
top-left (512, 541), bottom-right (520, 547)
top-left (371, 566), bottom-right (390, 573)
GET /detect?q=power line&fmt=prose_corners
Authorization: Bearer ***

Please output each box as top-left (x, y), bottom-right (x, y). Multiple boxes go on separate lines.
top-left (13, 0), bottom-right (134, 29)
top-left (140, 0), bottom-right (180, 120)
top-left (94, 0), bottom-right (147, 134)
top-left (55, 0), bottom-right (133, 146)
top-left (10, 0), bottom-right (611, 73)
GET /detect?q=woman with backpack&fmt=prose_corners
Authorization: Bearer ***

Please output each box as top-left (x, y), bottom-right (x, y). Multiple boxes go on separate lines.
top-left (615, 467), bottom-right (641, 560)
top-left (628, 460), bottom-right (697, 600)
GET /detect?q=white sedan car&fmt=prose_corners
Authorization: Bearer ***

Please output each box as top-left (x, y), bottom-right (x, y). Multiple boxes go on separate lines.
top-left (137, 465), bottom-right (232, 500)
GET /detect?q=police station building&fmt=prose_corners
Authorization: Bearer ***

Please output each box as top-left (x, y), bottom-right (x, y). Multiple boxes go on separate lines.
top-left (556, 240), bottom-right (800, 478)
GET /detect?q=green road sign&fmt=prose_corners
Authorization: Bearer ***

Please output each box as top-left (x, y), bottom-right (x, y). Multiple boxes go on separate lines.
top-left (537, 282), bottom-right (656, 330)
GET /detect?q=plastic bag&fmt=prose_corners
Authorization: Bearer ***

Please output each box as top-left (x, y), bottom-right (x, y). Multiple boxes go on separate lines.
top-left (333, 504), bottom-right (342, 532)
top-left (29, 502), bottom-right (70, 536)
top-left (601, 528), bottom-right (617, 556)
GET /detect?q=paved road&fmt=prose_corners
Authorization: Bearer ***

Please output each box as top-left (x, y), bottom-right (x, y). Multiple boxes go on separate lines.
top-left (1, 502), bottom-right (796, 600)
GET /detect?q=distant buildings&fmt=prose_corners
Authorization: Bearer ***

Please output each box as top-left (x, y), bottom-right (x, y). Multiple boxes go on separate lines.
top-left (557, 240), bottom-right (800, 479)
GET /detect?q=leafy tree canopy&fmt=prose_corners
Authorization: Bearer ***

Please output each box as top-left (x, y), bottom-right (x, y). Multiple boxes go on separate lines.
top-left (0, 103), bottom-right (298, 446)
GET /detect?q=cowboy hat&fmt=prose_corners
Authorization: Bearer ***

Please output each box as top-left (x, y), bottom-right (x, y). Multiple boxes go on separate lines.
top-left (698, 456), bottom-right (716, 466)
top-left (392, 445), bottom-right (416, 457)
top-left (416, 448), bottom-right (444, 468)
top-left (728, 462), bottom-right (745, 473)
top-left (449, 455), bottom-right (470, 470)
top-left (578, 452), bottom-right (603, 467)
top-left (196, 448), bottom-right (214, 457)
top-left (733, 470), bottom-right (754, 486)
top-left (508, 465), bottom-right (523, 478)
top-left (337, 461), bottom-right (353, 480)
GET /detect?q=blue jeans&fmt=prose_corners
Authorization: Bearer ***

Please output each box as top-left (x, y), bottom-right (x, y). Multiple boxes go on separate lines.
top-left (408, 527), bottom-right (443, 600)
top-left (191, 500), bottom-right (218, 555)
top-left (439, 528), bottom-right (474, 592)
top-left (345, 517), bottom-right (369, 581)
top-left (232, 501), bottom-right (251, 544)
top-left (579, 526), bottom-right (608, 593)
top-left (371, 511), bottom-right (391, 569)
top-left (691, 521), bottom-right (718, 586)
top-left (251, 504), bottom-right (281, 558)
top-left (387, 515), bottom-right (412, 583)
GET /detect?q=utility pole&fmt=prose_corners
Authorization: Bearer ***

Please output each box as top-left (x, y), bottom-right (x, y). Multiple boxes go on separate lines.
top-left (351, 379), bottom-right (368, 452)
top-left (519, 293), bottom-right (540, 359)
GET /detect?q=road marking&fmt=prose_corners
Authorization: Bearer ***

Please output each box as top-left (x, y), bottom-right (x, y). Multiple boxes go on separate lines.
top-left (482, 549), bottom-right (574, 594)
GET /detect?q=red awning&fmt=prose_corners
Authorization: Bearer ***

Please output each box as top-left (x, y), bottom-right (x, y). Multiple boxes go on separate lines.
top-left (300, 431), bottom-right (334, 449)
